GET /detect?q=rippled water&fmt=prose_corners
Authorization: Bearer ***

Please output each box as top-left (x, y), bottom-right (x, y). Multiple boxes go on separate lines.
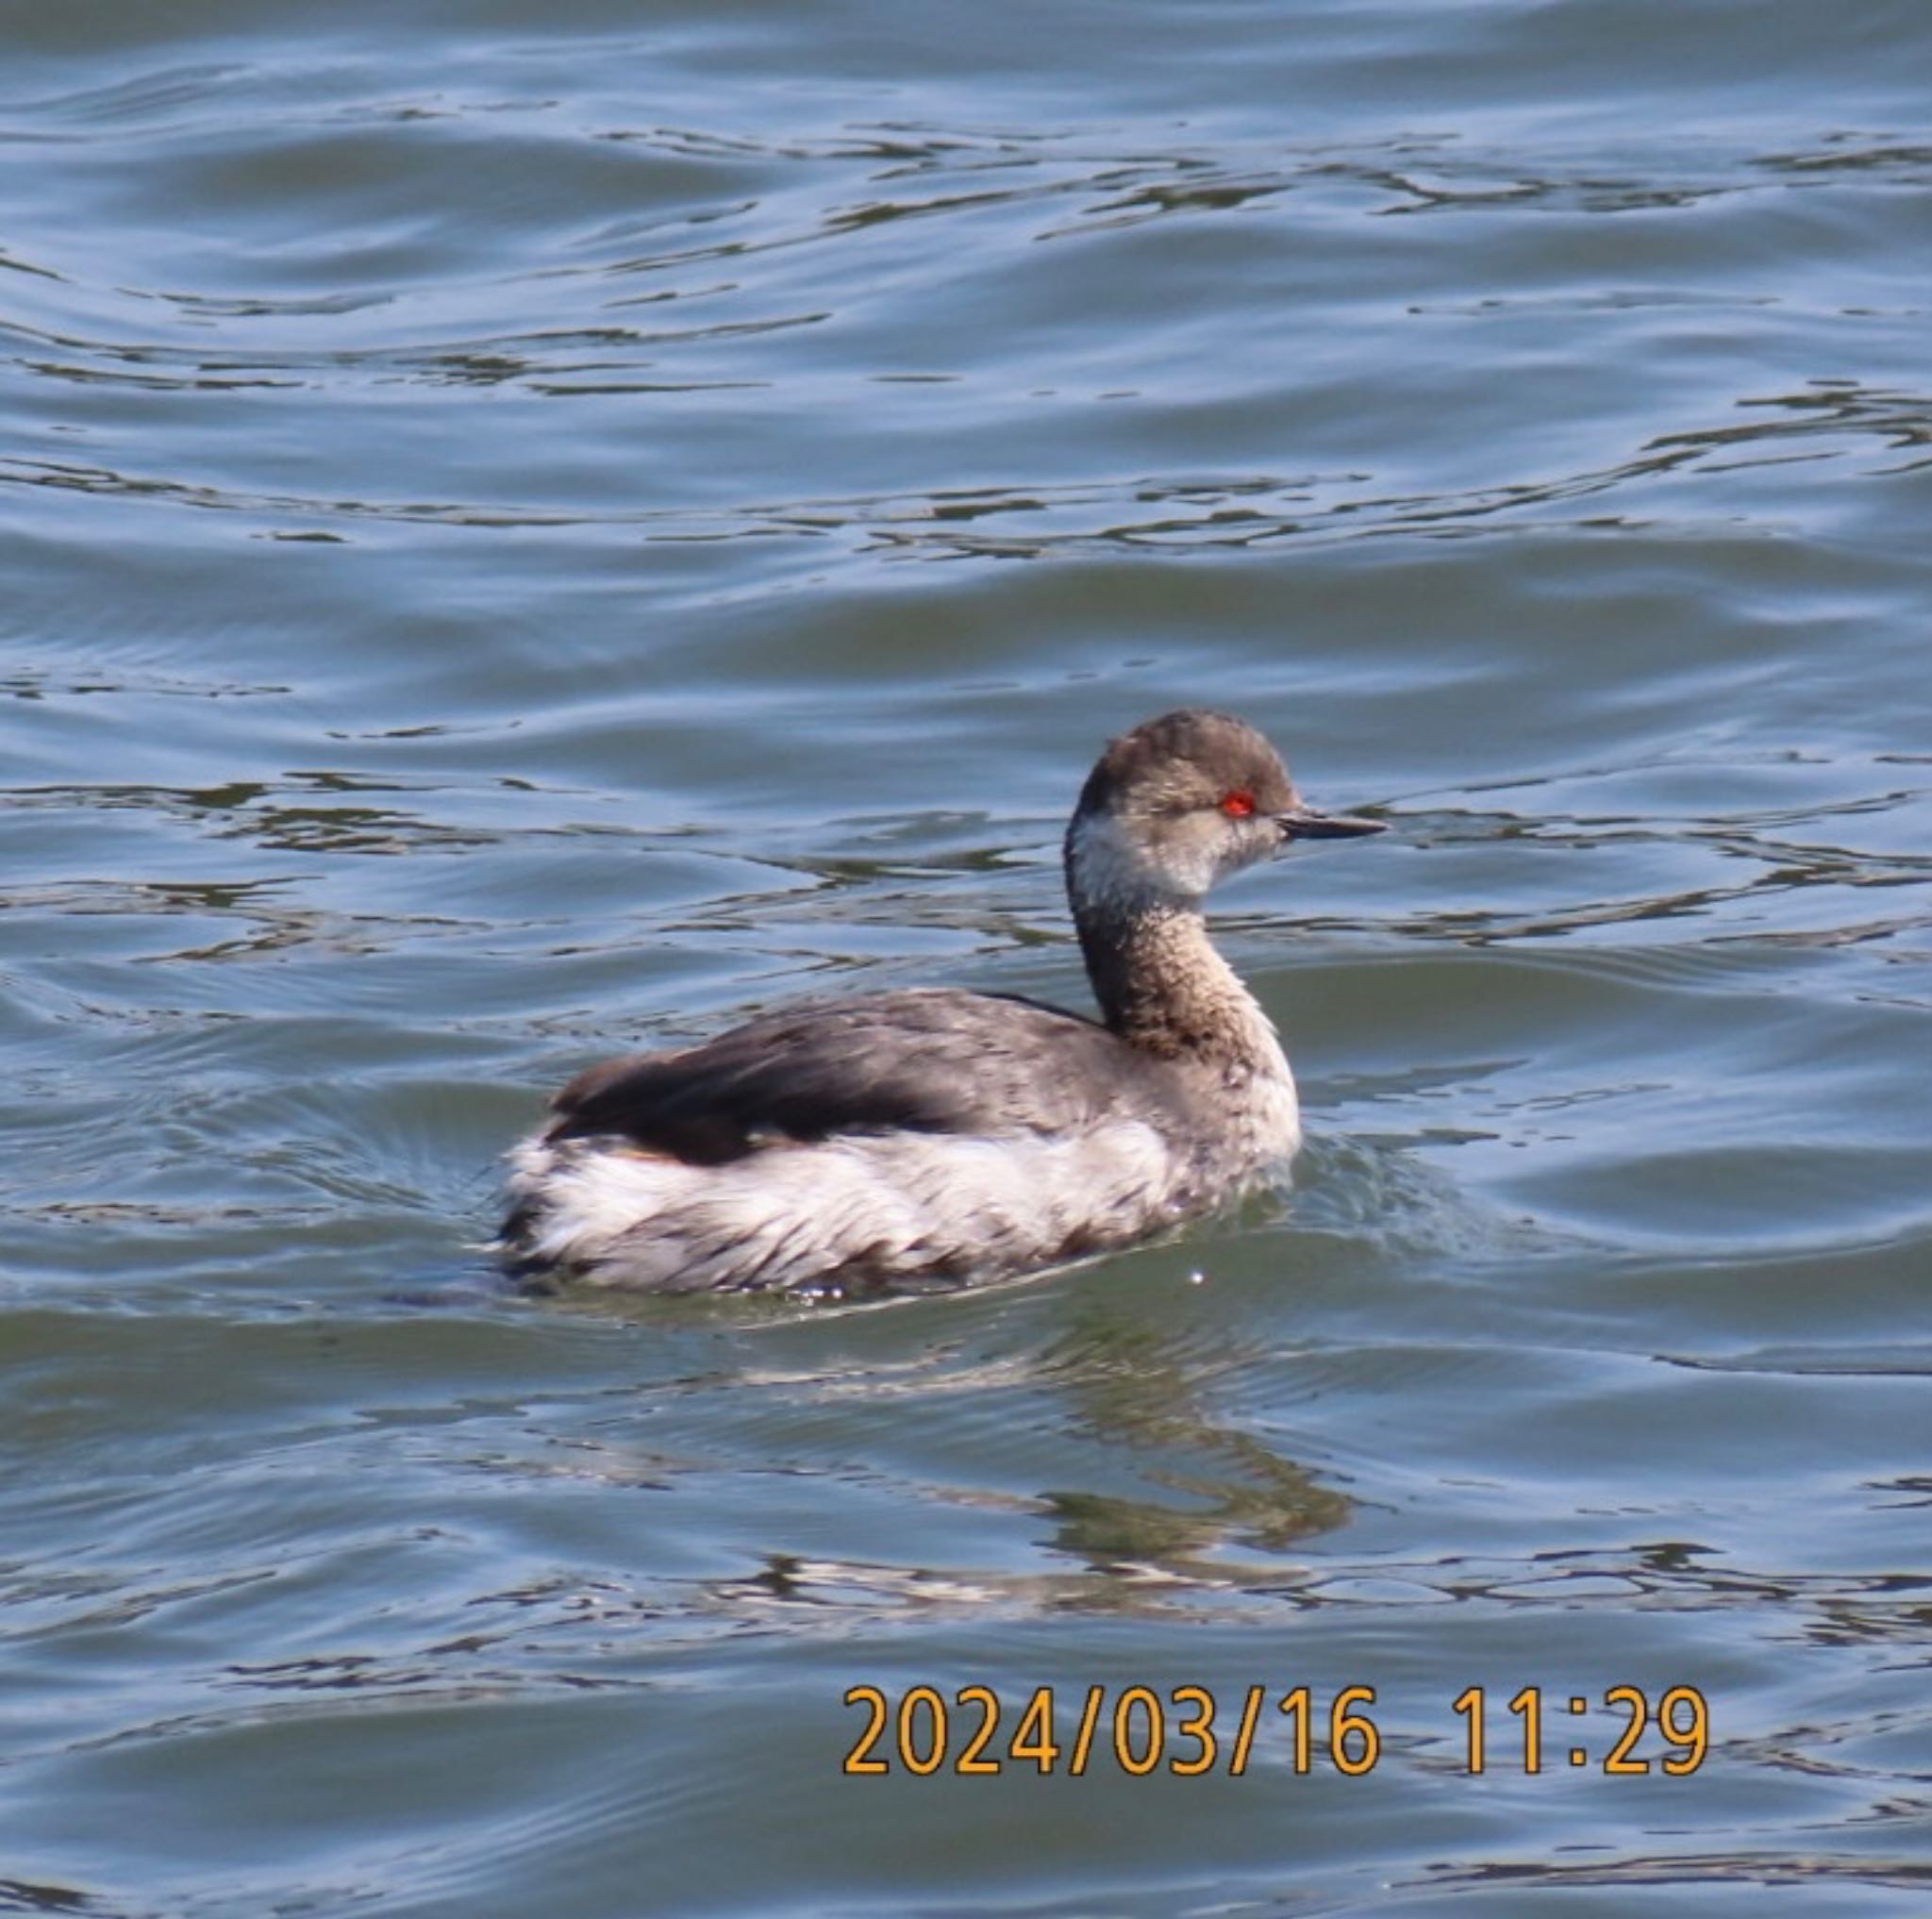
top-left (4, 3), bottom-right (1929, 1914)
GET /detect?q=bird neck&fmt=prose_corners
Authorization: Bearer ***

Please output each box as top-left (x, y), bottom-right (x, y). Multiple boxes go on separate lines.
top-left (1069, 892), bottom-right (1279, 1068)
top-left (1063, 804), bottom-right (1286, 1068)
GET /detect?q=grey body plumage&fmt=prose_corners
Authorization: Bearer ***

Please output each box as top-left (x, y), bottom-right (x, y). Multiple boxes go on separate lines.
top-left (500, 709), bottom-right (1382, 1295)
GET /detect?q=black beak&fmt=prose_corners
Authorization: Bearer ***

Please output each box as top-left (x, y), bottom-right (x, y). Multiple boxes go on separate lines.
top-left (1275, 804), bottom-right (1386, 842)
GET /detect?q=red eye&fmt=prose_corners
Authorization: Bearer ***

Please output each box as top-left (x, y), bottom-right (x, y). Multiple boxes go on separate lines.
top-left (1219, 790), bottom-right (1257, 818)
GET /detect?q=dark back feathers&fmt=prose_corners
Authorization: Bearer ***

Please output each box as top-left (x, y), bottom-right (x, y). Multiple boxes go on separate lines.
top-left (546, 988), bottom-right (1188, 1165)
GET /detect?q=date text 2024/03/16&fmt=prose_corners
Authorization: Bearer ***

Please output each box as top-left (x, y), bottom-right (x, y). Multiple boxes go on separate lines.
top-left (842, 1683), bottom-right (1711, 1778)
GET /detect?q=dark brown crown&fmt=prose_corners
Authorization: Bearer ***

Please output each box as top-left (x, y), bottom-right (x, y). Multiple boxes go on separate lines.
top-left (1074, 709), bottom-right (1298, 820)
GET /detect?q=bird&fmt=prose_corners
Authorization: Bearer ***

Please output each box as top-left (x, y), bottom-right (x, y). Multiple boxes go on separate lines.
top-left (499, 709), bottom-right (1383, 1295)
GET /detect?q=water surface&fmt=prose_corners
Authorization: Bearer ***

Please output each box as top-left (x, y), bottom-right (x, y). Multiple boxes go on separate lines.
top-left (3, 2), bottom-right (1929, 1914)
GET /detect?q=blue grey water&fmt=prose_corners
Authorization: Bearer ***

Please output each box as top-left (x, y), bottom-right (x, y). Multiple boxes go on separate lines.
top-left (3, 1), bottom-right (1928, 1912)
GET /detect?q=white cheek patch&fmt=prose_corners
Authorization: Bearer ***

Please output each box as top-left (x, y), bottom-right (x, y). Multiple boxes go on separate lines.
top-left (1067, 810), bottom-right (1148, 906)
top-left (1070, 807), bottom-right (1274, 904)
top-left (1070, 810), bottom-right (1218, 906)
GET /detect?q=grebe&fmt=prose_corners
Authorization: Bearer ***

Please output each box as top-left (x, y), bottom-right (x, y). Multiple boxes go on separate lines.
top-left (501, 709), bottom-right (1383, 1294)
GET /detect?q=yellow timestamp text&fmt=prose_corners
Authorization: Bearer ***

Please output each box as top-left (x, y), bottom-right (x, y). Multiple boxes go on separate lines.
top-left (841, 1683), bottom-right (1710, 1778)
